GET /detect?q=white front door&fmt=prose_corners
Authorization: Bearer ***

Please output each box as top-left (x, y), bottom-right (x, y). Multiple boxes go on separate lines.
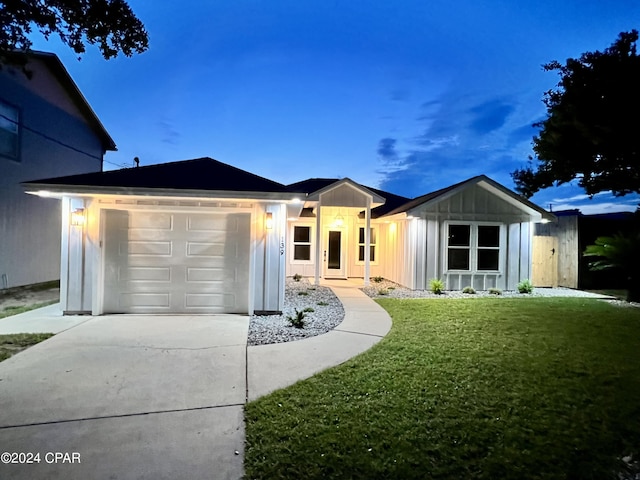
top-left (324, 229), bottom-right (346, 278)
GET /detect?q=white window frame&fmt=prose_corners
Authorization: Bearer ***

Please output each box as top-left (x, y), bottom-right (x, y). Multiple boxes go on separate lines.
top-left (0, 99), bottom-right (20, 161)
top-left (356, 226), bottom-right (378, 265)
top-left (444, 221), bottom-right (504, 273)
top-left (290, 223), bottom-right (314, 264)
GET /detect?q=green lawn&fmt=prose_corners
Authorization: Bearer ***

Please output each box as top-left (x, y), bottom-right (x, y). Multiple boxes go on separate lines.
top-left (244, 298), bottom-right (640, 480)
top-left (0, 333), bottom-right (54, 362)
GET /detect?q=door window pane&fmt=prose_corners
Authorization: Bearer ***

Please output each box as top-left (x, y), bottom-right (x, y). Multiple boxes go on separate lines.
top-left (328, 231), bottom-right (341, 269)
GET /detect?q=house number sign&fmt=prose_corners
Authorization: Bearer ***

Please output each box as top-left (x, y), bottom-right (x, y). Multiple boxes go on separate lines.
top-left (280, 237), bottom-right (285, 255)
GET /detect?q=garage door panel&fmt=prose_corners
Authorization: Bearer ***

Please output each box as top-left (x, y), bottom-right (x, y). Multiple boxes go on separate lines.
top-left (103, 210), bottom-right (250, 314)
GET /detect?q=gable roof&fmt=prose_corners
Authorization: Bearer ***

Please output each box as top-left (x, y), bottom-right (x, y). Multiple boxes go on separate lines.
top-left (5, 50), bottom-right (116, 151)
top-left (286, 178), bottom-right (411, 218)
top-left (23, 157), bottom-right (292, 197)
top-left (384, 175), bottom-right (554, 221)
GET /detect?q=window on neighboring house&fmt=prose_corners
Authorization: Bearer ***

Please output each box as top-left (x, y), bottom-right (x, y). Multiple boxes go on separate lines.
top-left (0, 100), bottom-right (19, 160)
top-left (357, 227), bottom-right (377, 262)
top-left (293, 225), bottom-right (312, 261)
top-left (446, 223), bottom-right (501, 272)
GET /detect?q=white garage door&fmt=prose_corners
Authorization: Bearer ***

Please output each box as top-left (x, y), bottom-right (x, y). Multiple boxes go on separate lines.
top-left (102, 210), bottom-right (251, 314)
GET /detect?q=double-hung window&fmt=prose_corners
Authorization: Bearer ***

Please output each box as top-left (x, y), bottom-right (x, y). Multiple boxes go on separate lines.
top-left (357, 227), bottom-right (377, 263)
top-left (292, 225), bottom-right (312, 262)
top-left (446, 223), bottom-right (501, 272)
top-left (0, 100), bottom-right (19, 160)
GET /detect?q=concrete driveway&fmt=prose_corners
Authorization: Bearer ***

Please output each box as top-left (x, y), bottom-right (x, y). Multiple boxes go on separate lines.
top-left (0, 314), bottom-right (248, 480)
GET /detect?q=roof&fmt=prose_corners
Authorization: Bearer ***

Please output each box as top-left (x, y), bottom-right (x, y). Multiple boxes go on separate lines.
top-left (384, 175), bottom-right (554, 221)
top-left (4, 50), bottom-right (116, 151)
top-left (286, 178), bottom-right (411, 218)
top-left (23, 157), bottom-right (290, 193)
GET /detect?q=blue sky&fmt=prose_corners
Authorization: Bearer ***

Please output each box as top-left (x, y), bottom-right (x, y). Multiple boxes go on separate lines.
top-left (31, 0), bottom-right (640, 214)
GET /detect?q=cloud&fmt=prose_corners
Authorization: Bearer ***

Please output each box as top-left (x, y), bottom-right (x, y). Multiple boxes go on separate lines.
top-left (377, 138), bottom-right (398, 160)
top-left (508, 121), bottom-right (541, 145)
top-left (158, 120), bottom-right (180, 145)
top-left (468, 99), bottom-right (515, 135)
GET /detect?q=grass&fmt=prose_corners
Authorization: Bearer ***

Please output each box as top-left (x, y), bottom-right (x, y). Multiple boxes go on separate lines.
top-left (245, 298), bottom-right (640, 479)
top-left (0, 333), bottom-right (54, 362)
top-left (0, 301), bottom-right (57, 319)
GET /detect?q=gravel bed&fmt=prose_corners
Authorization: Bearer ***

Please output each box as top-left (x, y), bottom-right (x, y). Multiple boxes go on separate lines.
top-left (361, 279), bottom-right (621, 300)
top-left (248, 278), bottom-right (345, 346)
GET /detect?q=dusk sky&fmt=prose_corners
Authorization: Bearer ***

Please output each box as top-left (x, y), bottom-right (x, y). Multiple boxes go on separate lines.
top-left (30, 0), bottom-right (640, 214)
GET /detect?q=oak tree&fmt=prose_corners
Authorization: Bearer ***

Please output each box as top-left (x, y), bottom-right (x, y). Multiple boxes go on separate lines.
top-left (513, 30), bottom-right (640, 199)
top-left (0, 0), bottom-right (148, 66)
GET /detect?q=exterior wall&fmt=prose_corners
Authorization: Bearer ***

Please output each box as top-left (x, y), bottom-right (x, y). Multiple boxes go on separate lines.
top-left (409, 184), bottom-right (535, 291)
top-left (0, 63), bottom-right (104, 288)
top-left (60, 195), bottom-right (286, 315)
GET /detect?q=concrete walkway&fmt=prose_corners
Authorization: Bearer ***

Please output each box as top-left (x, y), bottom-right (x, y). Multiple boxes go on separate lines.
top-left (247, 279), bottom-right (392, 401)
top-left (0, 279), bottom-right (392, 479)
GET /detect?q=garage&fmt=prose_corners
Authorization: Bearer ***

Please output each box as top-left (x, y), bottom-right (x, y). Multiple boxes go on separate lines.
top-left (102, 209), bottom-right (251, 314)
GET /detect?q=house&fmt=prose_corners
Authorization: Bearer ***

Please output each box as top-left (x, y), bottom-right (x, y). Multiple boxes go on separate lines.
top-left (22, 157), bottom-right (554, 315)
top-left (0, 51), bottom-right (116, 289)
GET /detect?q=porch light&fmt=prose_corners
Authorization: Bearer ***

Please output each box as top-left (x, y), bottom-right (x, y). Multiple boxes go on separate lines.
top-left (334, 214), bottom-right (344, 227)
top-left (540, 218), bottom-right (550, 224)
top-left (265, 212), bottom-right (274, 229)
top-left (70, 208), bottom-right (85, 227)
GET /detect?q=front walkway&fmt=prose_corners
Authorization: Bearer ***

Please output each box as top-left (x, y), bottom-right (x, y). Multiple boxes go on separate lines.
top-left (246, 279), bottom-right (392, 401)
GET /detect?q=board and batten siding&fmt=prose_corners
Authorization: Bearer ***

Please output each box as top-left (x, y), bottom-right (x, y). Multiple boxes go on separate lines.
top-left (406, 184), bottom-right (535, 291)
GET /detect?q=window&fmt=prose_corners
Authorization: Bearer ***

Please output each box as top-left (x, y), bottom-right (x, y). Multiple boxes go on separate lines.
top-left (0, 100), bottom-right (19, 160)
top-left (292, 225), bottom-right (312, 261)
top-left (357, 227), bottom-right (377, 262)
top-left (446, 223), bottom-right (501, 272)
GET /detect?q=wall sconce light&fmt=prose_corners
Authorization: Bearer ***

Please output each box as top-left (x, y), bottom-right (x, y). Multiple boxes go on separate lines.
top-left (334, 214), bottom-right (344, 227)
top-left (70, 208), bottom-right (85, 227)
top-left (265, 212), bottom-right (273, 230)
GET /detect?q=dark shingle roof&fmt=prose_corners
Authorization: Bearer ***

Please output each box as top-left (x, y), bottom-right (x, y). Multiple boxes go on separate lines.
top-left (25, 157), bottom-right (289, 192)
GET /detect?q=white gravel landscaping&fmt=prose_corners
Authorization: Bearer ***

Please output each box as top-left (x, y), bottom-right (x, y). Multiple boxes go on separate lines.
top-left (361, 279), bottom-right (618, 300)
top-left (248, 278), bottom-right (345, 346)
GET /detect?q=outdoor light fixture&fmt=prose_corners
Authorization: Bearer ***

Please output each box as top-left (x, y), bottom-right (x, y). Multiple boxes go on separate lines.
top-left (265, 212), bottom-right (273, 229)
top-left (70, 208), bottom-right (85, 226)
top-left (334, 214), bottom-right (344, 227)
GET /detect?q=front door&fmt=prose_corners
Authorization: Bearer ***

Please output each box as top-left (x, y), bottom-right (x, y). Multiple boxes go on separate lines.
top-left (324, 229), bottom-right (346, 278)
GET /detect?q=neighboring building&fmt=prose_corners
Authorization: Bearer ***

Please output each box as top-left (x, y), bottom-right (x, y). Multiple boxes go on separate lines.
top-left (1, 51), bottom-right (116, 289)
top-left (22, 157), bottom-right (553, 315)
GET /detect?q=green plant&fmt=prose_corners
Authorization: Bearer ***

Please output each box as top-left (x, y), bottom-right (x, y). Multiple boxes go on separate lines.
top-left (462, 286), bottom-right (476, 294)
top-left (292, 273), bottom-right (302, 282)
top-left (429, 278), bottom-right (445, 295)
top-left (287, 309), bottom-right (306, 329)
top-left (378, 289), bottom-right (389, 296)
top-left (584, 232), bottom-right (640, 303)
top-left (517, 279), bottom-right (534, 294)
top-left (297, 291), bottom-right (308, 296)
top-left (373, 276), bottom-right (384, 283)
top-left (317, 301), bottom-right (329, 306)
top-left (489, 287), bottom-right (502, 295)
top-left (303, 307), bottom-right (315, 313)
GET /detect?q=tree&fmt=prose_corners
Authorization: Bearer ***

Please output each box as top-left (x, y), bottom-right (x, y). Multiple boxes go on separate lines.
top-left (512, 30), bottom-right (640, 199)
top-left (0, 0), bottom-right (148, 66)
top-left (584, 232), bottom-right (640, 303)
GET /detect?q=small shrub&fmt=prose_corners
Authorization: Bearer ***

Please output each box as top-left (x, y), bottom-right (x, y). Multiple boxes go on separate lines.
top-left (429, 279), bottom-right (445, 295)
top-left (317, 301), bottom-right (329, 306)
top-left (462, 286), bottom-right (476, 294)
top-left (298, 291), bottom-right (309, 296)
top-left (303, 307), bottom-right (315, 313)
top-left (287, 309), bottom-right (306, 328)
top-left (292, 273), bottom-right (302, 282)
top-left (517, 279), bottom-right (534, 294)
top-left (378, 289), bottom-right (389, 296)
top-left (373, 276), bottom-right (384, 283)
top-left (488, 288), bottom-right (502, 295)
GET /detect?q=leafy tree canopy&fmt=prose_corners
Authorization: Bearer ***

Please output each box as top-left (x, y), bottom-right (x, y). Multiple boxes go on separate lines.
top-left (0, 0), bottom-right (148, 66)
top-left (513, 30), bottom-right (640, 199)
